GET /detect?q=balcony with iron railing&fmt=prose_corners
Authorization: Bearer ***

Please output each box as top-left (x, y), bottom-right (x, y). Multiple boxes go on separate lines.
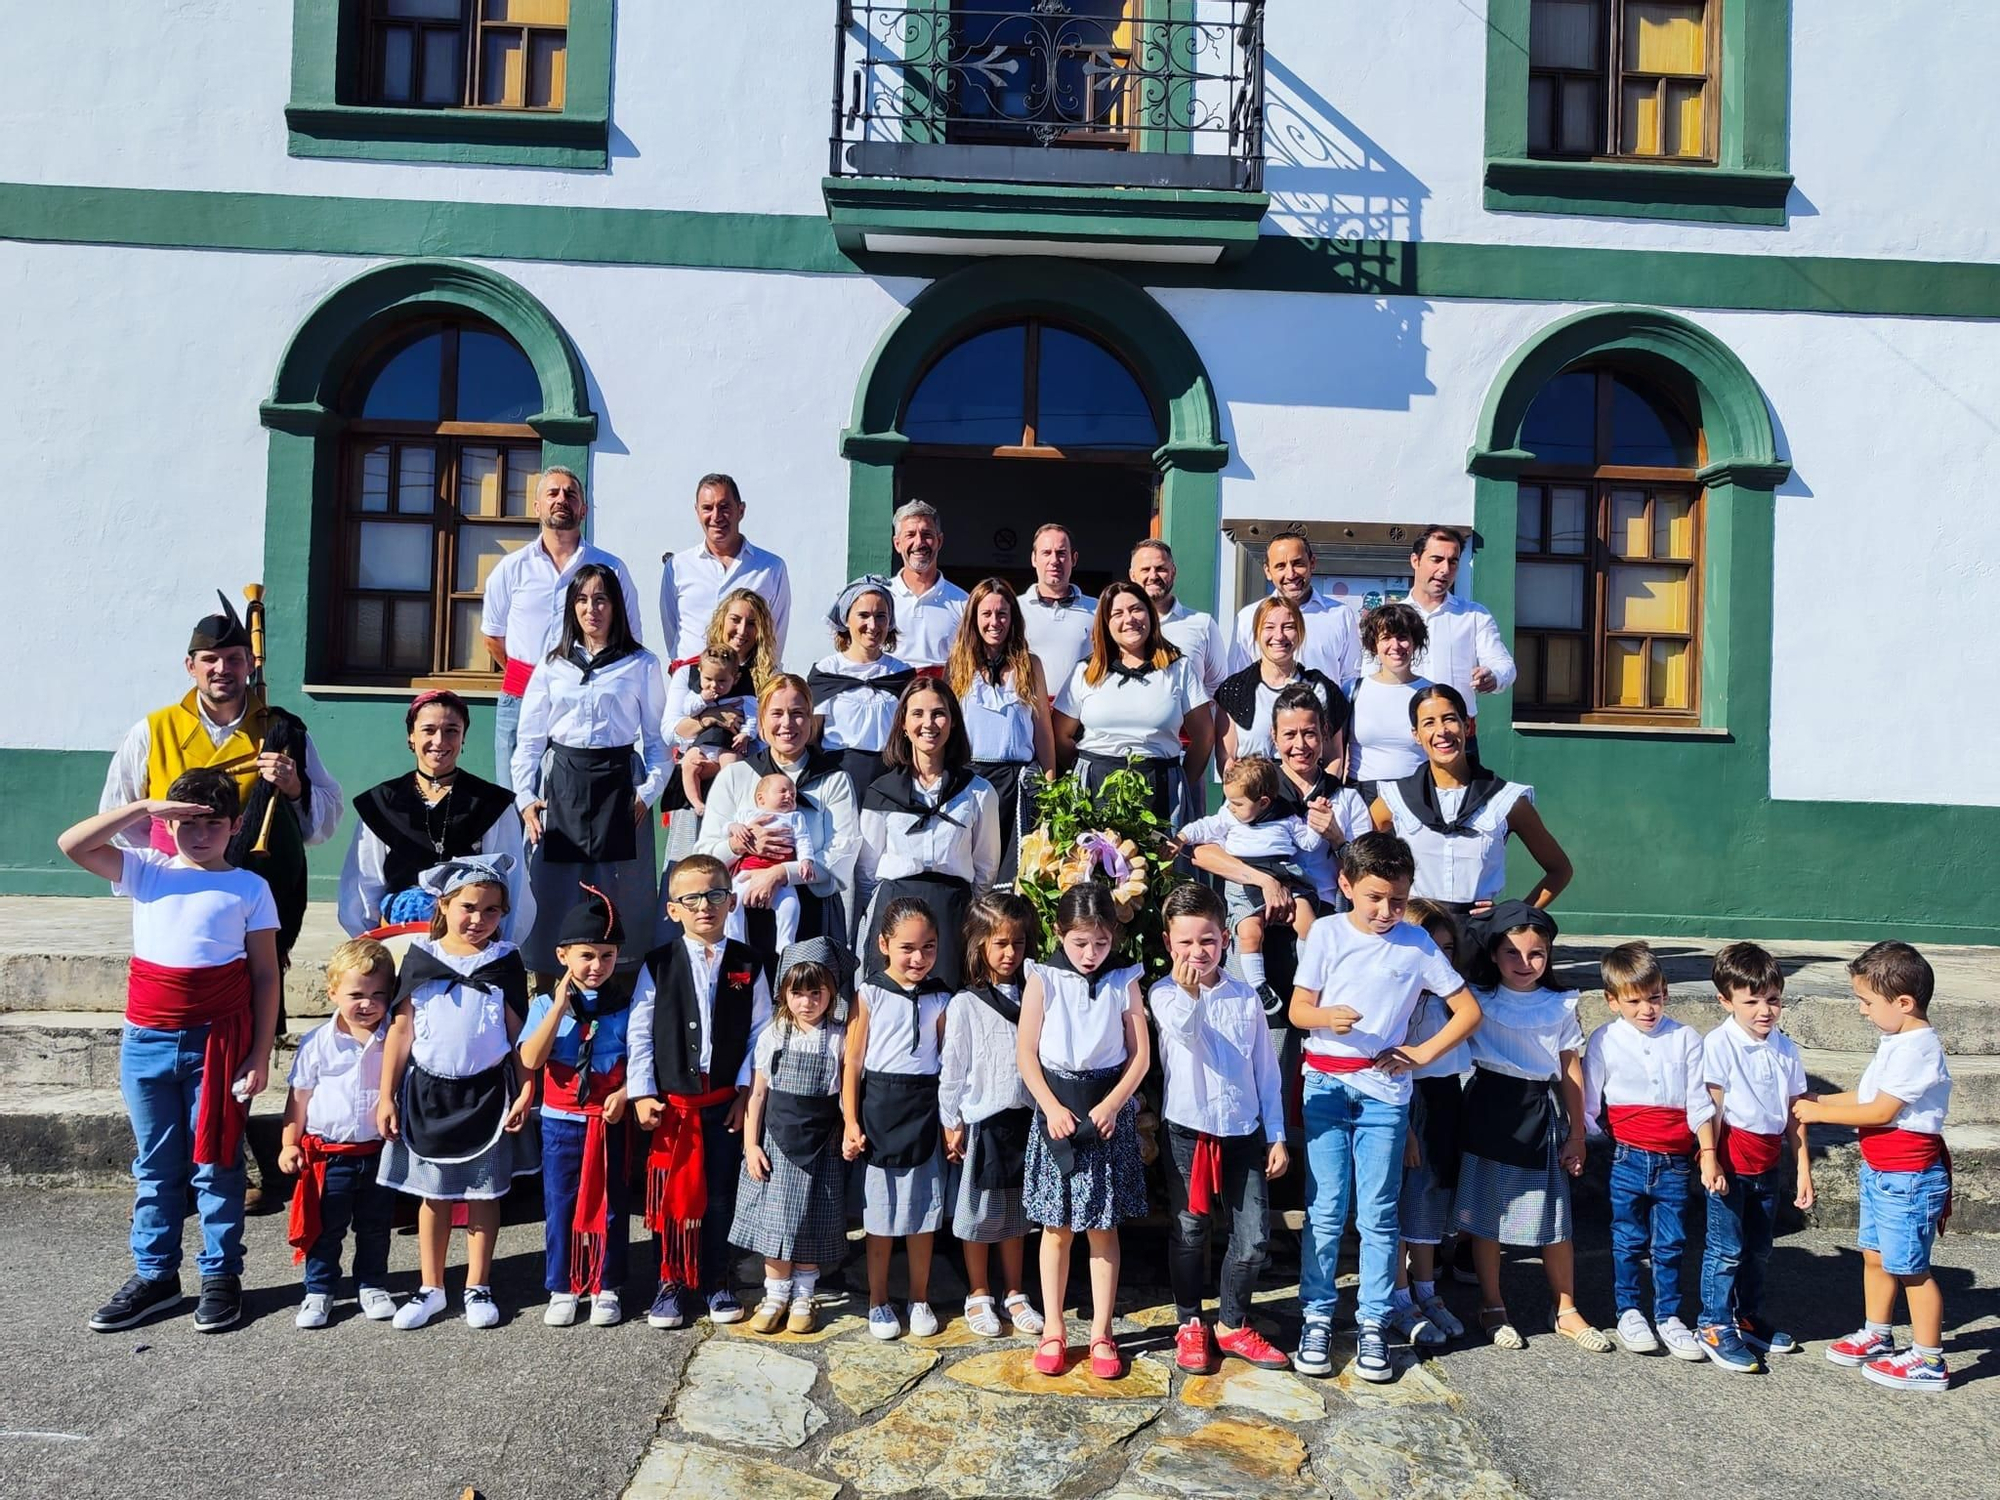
top-left (823, 1), bottom-right (1270, 263)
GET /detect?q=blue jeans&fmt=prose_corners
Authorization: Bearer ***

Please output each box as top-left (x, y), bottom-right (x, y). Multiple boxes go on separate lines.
top-left (542, 1114), bottom-right (631, 1295)
top-left (1699, 1166), bottom-right (1777, 1328)
top-left (1609, 1144), bottom-right (1693, 1322)
top-left (119, 1023), bottom-right (246, 1280)
top-left (493, 690), bottom-right (522, 794)
top-left (302, 1152), bottom-right (393, 1297)
top-left (1300, 1073), bottom-right (1405, 1326)
top-left (1858, 1162), bottom-right (1952, 1277)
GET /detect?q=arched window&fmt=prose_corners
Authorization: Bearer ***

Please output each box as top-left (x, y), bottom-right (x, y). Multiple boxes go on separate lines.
top-left (334, 318), bottom-right (544, 684)
top-left (1513, 365), bottom-right (1703, 721)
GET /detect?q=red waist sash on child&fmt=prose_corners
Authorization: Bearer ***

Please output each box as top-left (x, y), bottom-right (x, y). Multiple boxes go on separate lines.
top-left (501, 657), bottom-right (536, 696)
top-left (548, 1057), bottom-right (629, 1296)
top-left (286, 1133), bottom-right (383, 1264)
top-left (1302, 1051), bottom-right (1372, 1076)
top-left (1723, 1125), bottom-right (1783, 1175)
top-left (644, 1076), bottom-right (739, 1288)
top-left (1606, 1104), bottom-right (1698, 1155)
top-left (126, 955), bottom-right (254, 1167)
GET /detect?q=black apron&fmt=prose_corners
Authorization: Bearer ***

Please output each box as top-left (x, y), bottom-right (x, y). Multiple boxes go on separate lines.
top-left (969, 1106), bottom-right (1034, 1191)
top-left (871, 872), bottom-right (973, 989)
top-left (861, 1071), bottom-right (942, 1170)
top-left (767, 1087), bottom-right (842, 1162)
top-left (401, 1060), bottom-right (511, 1163)
top-left (1461, 1067), bottom-right (1561, 1170)
top-left (1076, 750), bottom-right (1182, 825)
top-left (1039, 1066), bottom-right (1121, 1176)
top-left (544, 743), bottom-right (637, 863)
top-left (1413, 1074), bottom-right (1468, 1190)
top-left (969, 758), bottom-right (1034, 884)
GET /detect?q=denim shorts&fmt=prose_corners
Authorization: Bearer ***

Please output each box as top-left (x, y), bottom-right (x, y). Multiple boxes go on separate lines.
top-left (1857, 1161), bottom-right (1951, 1276)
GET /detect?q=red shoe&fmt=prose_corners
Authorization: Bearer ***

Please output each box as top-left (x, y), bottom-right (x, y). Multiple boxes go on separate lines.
top-left (1175, 1318), bottom-right (1214, 1373)
top-left (1826, 1327), bottom-right (1894, 1368)
top-left (1216, 1323), bottom-right (1292, 1370)
top-left (1089, 1337), bottom-right (1125, 1379)
top-left (1032, 1334), bottom-right (1068, 1376)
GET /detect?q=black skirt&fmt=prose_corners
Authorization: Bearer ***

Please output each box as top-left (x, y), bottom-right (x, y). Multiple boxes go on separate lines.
top-left (543, 743), bottom-right (636, 864)
top-left (970, 758), bottom-right (1036, 884)
top-left (870, 872), bottom-right (973, 989)
top-left (1077, 750), bottom-right (1183, 825)
top-left (861, 1071), bottom-right (942, 1171)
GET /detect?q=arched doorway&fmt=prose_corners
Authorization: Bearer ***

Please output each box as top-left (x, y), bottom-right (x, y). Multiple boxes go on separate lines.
top-left (842, 258), bottom-right (1227, 611)
top-left (899, 317), bottom-right (1161, 597)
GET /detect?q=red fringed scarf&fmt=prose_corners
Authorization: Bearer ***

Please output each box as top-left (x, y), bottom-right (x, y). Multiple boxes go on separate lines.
top-left (286, 1134), bottom-right (383, 1263)
top-left (1187, 1133), bottom-right (1224, 1215)
top-left (547, 1055), bottom-right (629, 1295)
top-left (126, 956), bottom-right (255, 1166)
top-left (644, 1081), bottom-right (737, 1287)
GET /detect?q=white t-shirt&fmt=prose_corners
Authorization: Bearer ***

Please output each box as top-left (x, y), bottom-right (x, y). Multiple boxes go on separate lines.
top-left (1019, 588), bottom-right (1096, 687)
top-left (1158, 600), bottom-right (1228, 696)
top-left (1032, 958), bottom-right (1143, 1073)
top-left (1347, 676), bottom-right (1431, 782)
top-left (1858, 1027), bottom-right (1952, 1135)
top-left (289, 1018), bottom-right (387, 1143)
top-left (1702, 1017), bottom-right (1808, 1136)
top-left (1291, 916), bottom-right (1464, 1104)
top-left (858, 979), bottom-right (950, 1077)
top-left (116, 848), bottom-right (279, 968)
top-left (1055, 657), bottom-right (1210, 760)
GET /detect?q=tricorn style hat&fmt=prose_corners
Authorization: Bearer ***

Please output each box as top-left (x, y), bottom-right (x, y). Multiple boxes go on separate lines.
top-left (556, 882), bottom-right (626, 948)
top-left (188, 591), bottom-right (252, 655)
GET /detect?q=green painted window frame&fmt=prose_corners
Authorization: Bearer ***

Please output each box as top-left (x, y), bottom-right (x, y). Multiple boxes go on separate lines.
top-left (286, 0), bottom-right (613, 170)
top-left (1483, 0), bottom-right (1793, 225)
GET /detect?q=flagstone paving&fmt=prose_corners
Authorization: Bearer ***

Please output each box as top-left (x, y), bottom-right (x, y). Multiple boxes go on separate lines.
top-left (673, 1338), bottom-right (828, 1451)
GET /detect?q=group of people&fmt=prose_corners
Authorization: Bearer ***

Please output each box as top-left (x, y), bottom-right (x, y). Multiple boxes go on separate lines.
top-left (67, 472), bottom-right (1958, 1395)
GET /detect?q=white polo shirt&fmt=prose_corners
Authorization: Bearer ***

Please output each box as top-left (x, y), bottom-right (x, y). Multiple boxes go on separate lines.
top-left (1703, 1017), bottom-right (1808, 1136)
top-left (1229, 589), bottom-right (1361, 684)
top-left (290, 1017), bottom-right (387, 1143)
top-left (1019, 585), bottom-right (1096, 686)
top-left (659, 535), bottom-right (792, 667)
top-left (886, 571), bottom-right (969, 669)
top-left (480, 536), bottom-right (644, 676)
top-left (1158, 599), bottom-right (1229, 696)
top-left (1291, 915), bottom-right (1464, 1105)
top-left (1055, 657), bottom-right (1210, 761)
top-left (1859, 1028), bottom-right (1952, 1135)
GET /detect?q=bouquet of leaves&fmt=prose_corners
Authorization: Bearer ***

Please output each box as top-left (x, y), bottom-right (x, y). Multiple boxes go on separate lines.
top-left (1015, 763), bottom-right (1183, 978)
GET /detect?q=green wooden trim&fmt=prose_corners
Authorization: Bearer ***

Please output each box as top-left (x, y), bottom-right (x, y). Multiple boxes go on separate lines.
top-left (1482, 0), bottom-right (1794, 224)
top-left (286, 0), bottom-right (612, 169)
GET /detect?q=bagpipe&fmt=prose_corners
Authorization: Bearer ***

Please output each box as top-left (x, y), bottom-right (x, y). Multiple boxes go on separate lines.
top-left (219, 585), bottom-right (313, 951)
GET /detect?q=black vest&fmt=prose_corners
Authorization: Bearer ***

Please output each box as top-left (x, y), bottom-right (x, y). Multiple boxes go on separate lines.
top-left (353, 772), bottom-right (517, 898)
top-left (645, 936), bottom-right (761, 1095)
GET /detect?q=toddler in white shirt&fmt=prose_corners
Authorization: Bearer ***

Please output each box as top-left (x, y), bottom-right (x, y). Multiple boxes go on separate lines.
top-left (674, 647), bottom-right (757, 814)
top-left (724, 773), bottom-right (818, 952)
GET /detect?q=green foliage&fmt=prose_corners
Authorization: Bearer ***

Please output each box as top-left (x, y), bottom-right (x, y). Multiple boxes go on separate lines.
top-left (1017, 764), bottom-right (1182, 978)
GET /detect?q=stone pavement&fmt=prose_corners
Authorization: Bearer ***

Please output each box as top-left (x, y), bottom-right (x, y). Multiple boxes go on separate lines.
top-left (2, 1187), bottom-right (1996, 1500)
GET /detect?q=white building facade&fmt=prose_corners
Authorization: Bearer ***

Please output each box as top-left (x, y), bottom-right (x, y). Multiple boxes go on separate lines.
top-left (3, 1), bottom-right (1996, 941)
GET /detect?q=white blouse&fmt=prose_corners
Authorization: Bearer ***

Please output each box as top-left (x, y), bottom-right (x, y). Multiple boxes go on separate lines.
top-left (812, 652), bottom-right (912, 753)
top-left (1056, 657), bottom-right (1210, 761)
top-left (1379, 778), bottom-right (1533, 904)
top-left (1347, 676), bottom-right (1431, 782)
top-left (755, 1021), bottom-right (844, 1098)
top-left (336, 802), bottom-right (531, 940)
top-left (1032, 958), bottom-right (1143, 1073)
top-left (859, 979), bottom-right (950, 1076)
top-left (854, 771), bottom-right (1002, 923)
top-left (960, 669), bottom-right (1039, 765)
top-left (512, 648), bottom-right (670, 810)
top-left (1465, 984), bottom-right (1584, 1082)
top-left (405, 939), bottom-right (519, 1079)
top-left (938, 986), bottom-right (1033, 1128)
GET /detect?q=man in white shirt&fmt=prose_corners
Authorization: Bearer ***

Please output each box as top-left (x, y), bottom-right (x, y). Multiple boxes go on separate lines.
top-left (1018, 523), bottom-right (1095, 684)
top-left (658, 472), bottom-right (792, 669)
top-left (884, 498), bottom-right (968, 669)
top-left (479, 466), bottom-right (644, 792)
top-left (1132, 538), bottom-right (1226, 695)
top-left (1402, 525), bottom-right (1515, 725)
top-left (1228, 532), bottom-right (1360, 684)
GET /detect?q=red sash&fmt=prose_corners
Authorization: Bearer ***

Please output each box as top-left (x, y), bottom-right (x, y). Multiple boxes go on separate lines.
top-left (1724, 1126), bottom-right (1783, 1176)
top-left (1187, 1133), bottom-right (1224, 1215)
top-left (1303, 1051), bottom-right (1372, 1075)
top-left (548, 1058), bottom-right (628, 1296)
top-left (1858, 1125), bottom-right (1945, 1173)
top-left (126, 956), bottom-right (255, 1167)
top-left (286, 1133), bottom-right (383, 1263)
top-left (501, 657), bottom-right (535, 696)
top-left (1607, 1104), bottom-right (1697, 1156)
top-left (643, 1079), bottom-right (738, 1287)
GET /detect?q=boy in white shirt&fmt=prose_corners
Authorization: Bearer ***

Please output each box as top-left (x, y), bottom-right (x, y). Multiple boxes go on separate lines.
top-left (1581, 941), bottom-right (1716, 1361)
top-left (280, 938), bottom-right (397, 1328)
top-left (1796, 942), bottom-right (1954, 1392)
top-left (60, 769), bottom-right (282, 1336)
top-left (1697, 941), bottom-right (1812, 1374)
top-left (1175, 755), bottom-right (1324, 1012)
top-left (1148, 882), bottom-right (1290, 1375)
top-left (1287, 833), bottom-right (1480, 1383)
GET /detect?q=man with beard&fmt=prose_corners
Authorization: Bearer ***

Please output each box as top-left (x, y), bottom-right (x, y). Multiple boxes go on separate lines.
top-left (1130, 538), bottom-right (1227, 697)
top-left (480, 465), bottom-right (645, 790)
top-left (884, 499), bottom-right (967, 670)
top-left (1226, 532), bottom-right (1360, 686)
top-left (1400, 525), bottom-right (1514, 729)
top-left (658, 472), bottom-right (792, 665)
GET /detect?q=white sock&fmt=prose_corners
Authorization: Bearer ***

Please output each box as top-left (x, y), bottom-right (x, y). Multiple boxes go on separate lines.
top-left (1241, 951), bottom-right (1266, 986)
top-left (1413, 1279), bottom-right (1437, 1301)
top-left (1391, 1286), bottom-right (1414, 1308)
top-left (765, 1276), bottom-right (793, 1304)
top-left (793, 1268), bottom-right (819, 1299)
top-left (1914, 1343), bottom-right (1943, 1361)
top-left (1866, 1320), bottom-right (1893, 1339)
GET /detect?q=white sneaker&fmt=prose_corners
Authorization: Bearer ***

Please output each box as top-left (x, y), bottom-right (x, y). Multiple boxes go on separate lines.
top-left (544, 1293), bottom-right (580, 1327)
top-left (464, 1286), bottom-right (500, 1330)
top-left (1616, 1308), bottom-right (1660, 1354)
top-left (907, 1300), bottom-right (941, 1338)
top-left (393, 1286), bottom-right (446, 1331)
top-left (295, 1293), bottom-right (331, 1330)
top-left (590, 1291), bottom-right (623, 1327)
top-left (1658, 1317), bottom-right (1706, 1362)
top-left (358, 1286), bottom-right (396, 1322)
top-left (868, 1303), bottom-right (903, 1341)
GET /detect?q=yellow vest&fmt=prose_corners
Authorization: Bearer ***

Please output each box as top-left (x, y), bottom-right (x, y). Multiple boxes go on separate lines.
top-left (143, 691), bottom-right (270, 805)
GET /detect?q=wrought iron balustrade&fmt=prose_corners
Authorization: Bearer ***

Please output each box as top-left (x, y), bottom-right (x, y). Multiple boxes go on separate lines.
top-left (830, 0), bottom-right (1266, 192)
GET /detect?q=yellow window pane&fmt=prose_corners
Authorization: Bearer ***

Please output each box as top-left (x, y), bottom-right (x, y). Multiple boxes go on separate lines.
top-left (1531, 0), bottom-right (1602, 69)
top-left (530, 32), bottom-right (565, 108)
top-left (504, 452), bottom-right (538, 517)
top-left (460, 447), bottom-right (502, 516)
top-left (1626, 1), bottom-right (1704, 73)
top-left (1610, 488), bottom-right (1649, 556)
top-left (1622, 80), bottom-right (1661, 155)
top-left (456, 524), bottom-right (537, 592)
top-left (1607, 564), bottom-right (1690, 632)
top-left (1652, 493), bottom-right (1696, 558)
top-left (1605, 637), bottom-right (1645, 707)
top-left (1545, 636), bottom-right (1586, 704)
top-left (1518, 562), bottom-right (1587, 631)
top-left (479, 31), bottom-right (525, 106)
top-left (1666, 79), bottom-right (1704, 156)
top-left (487, 0), bottom-right (568, 22)
top-left (1649, 639), bottom-right (1692, 709)
top-left (449, 599), bottom-right (489, 671)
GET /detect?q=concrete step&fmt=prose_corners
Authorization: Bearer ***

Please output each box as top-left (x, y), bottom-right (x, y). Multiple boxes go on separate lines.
top-left (0, 1082), bottom-right (290, 1186)
top-left (1801, 1049), bottom-right (2000, 1122)
top-left (0, 1012), bottom-right (302, 1092)
top-left (1585, 992), bottom-right (1999, 1056)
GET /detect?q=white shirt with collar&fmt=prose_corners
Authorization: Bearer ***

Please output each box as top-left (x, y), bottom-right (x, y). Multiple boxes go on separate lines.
top-left (938, 984), bottom-right (1032, 1128)
top-left (1465, 985), bottom-right (1585, 1082)
top-left (289, 1016), bottom-right (388, 1143)
top-left (102, 703), bottom-right (346, 850)
top-left (1378, 778), bottom-right (1533, 905)
top-left (1031, 958), bottom-right (1144, 1073)
top-left (854, 770), bottom-right (1002, 926)
top-left (624, 933), bottom-right (775, 1097)
top-left (886, 571), bottom-right (969, 669)
top-left (659, 535), bottom-right (791, 667)
top-left (1859, 1027), bottom-right (1952, 1135)
top-left (479, 536), bottom-right (644, 675)
top-left (1702, 1016), bottom-right (1807, 1136)
top-left (1403, 590), bottom-right (1516, 716)
top-left (1158, 598), bottom-right (1228, 696)
top-left (1229, 589), bottom-right (1361, 684)
top-left (1581, 1015), bottom-right (1715, 1138)
top-left (1019, 585), bottom-right (1095, 686)
top-left (1148, 971), bottom-right (1285, 1142)
top-left (693, 757), bottom-right (858, 899)
top-left (812, 652), bottom-right (913, 752)
top-left (510, 647), bottom-right (670, 809)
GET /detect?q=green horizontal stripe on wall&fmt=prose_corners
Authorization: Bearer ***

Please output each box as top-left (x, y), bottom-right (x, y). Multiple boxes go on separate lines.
top-left (6, 181), bottom-right (2000, 320)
